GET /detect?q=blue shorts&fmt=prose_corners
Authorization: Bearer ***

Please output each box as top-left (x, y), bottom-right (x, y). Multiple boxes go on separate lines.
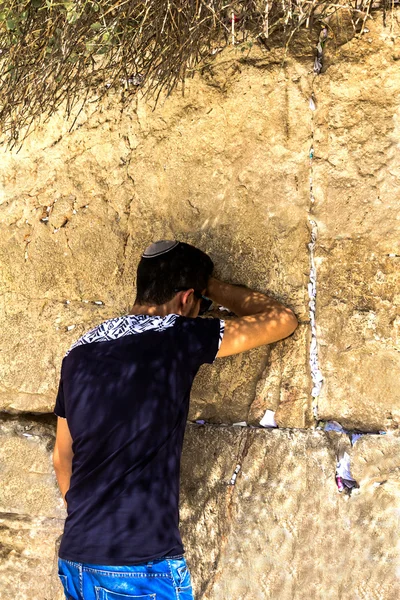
top-left (58, 556), bottom-right (194, 600)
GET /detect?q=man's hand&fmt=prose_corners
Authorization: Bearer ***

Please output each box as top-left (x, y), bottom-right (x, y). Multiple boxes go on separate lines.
top-left (206, 277), bottom-right (298, 358)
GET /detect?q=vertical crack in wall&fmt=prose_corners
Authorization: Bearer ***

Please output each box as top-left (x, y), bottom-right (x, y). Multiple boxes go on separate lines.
top-left (203, 427), bottom-right (253, 598)
top-left (306, 25), bottom-right (329, 421)
top-left (308, 79), bottom-right (324, 422)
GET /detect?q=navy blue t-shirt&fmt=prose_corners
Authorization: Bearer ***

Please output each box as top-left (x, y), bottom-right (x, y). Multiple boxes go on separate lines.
top-left (54, 313), bottom-right (224, 565)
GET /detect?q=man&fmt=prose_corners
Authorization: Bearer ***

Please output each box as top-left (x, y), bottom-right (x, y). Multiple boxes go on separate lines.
top-left (53, 240), bottom-right (297, 599)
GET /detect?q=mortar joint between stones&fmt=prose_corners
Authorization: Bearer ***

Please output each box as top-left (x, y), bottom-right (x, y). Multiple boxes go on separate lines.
top-left (308, 76), bottom-right (324, 423)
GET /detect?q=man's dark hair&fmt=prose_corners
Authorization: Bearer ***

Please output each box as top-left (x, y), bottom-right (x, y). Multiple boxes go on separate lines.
top-left (135, 241), bottom-right (214, 305)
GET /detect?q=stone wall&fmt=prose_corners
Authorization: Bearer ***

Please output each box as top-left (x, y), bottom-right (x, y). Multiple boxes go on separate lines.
top-left (0, 12), bottom-right (399, 599)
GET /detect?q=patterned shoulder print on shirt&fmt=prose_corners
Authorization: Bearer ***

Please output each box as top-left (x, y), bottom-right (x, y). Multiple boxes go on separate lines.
top-left (65, 313), bottom-right (179, 357)
top-left (217, 320), bottom-right (225, 352)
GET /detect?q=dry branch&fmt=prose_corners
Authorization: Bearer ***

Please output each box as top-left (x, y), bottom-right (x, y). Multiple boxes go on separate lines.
top-left (0, 0), bottom-right (396, 147)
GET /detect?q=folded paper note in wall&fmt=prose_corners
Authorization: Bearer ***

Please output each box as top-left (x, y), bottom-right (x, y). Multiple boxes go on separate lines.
top-left (336, 452), bottom-right (358, 492)
top-left (260, 410), bottom-right (278, 428)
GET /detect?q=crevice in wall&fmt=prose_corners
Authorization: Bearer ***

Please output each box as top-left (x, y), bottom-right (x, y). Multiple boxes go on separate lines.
top-left (0, 411), bottom-right (56, 426)
top-left (321, 419), bottom-right (387, 495)
top-left (228, 427), bottom-right (252, 488)
top-left (202, 426), bottom-right (253, 598)
top-left (0, 412), bottom-right (56, 452)
top-left (307, 30), bottom-right (327, 424)
top-left (0, 511), bottom-right (64, 525)
top-left (307, 214), bottom-right (323, 421)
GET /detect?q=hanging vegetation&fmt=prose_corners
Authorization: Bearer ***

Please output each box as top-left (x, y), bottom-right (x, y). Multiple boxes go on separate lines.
top-left (0, 0), bottom-right (393, 148)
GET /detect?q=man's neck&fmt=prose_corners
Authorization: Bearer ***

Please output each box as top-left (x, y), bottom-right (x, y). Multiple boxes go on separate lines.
top-left (129, 303), bottom-right (178, 317)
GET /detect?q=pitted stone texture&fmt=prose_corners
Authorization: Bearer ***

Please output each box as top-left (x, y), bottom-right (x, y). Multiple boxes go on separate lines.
top-left (179, 425), bottom-right (240, 596)
top-left (0, 417), bottom-right (65, 600)
top-left (247, 324), bottom-right (311, 428)
top-left (125, 54), bottom-right (311, 322)
top-left (0, 514), bottom-right (64, 600)
top-left (2, 421), bottom-right (400, 599)
top-left (0, 50), bottom-right (310, 422)
top-left (344, 433), bottom-right (400, 600)
top-left (192, 323), bottom-right (309, 429)
top-left (351, 432), bottom-right (400, 486)
top-left (181, 426), bottom-right (400, 600)
top-left (0, 417), bottom-right (65, 518)
top-left (312, 17), bottom-right (400, 431)
top-left (0, 295), bottom-right (116, 413)
top-left (314, 242), bottom-right (400, 431)
top-left (190, 344), bottom-right (268, 423)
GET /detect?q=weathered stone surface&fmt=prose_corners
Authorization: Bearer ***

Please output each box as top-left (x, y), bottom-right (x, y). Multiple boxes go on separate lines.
top-left (0, 514), bottom-right (64, 600)
top-left (2, 418), bottom-right (400, 599)
top-left (190, 344), bottom-right (270, 423)
top-left (345, 433), bottom-right (400, 599)
top-left (0, 418), bottom-right (65, 518)
top-left (179, 425), bottom-right (241, 594)
top-left (312, 17), bottom-right (400, 430)
top-left (0, 297), bottom-right (116, 413)
top-left (351, 432), bottom-right (400, 484)
top-left (247, 324), bottom-right (311, 428)
top-left (181, 425), bottom-right (400, 600)
top-left (1, 14), bottom-right (400, 599)
top-left (0, 417), bottom-right (65, 600)
top-left (0, 48), bottom-right (311, 424)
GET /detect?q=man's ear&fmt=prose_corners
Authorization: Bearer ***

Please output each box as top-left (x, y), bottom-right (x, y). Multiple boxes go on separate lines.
top-left (180, 288), bottom-right (194, 307)
top-left (177, 289), bottom-right (194, 314)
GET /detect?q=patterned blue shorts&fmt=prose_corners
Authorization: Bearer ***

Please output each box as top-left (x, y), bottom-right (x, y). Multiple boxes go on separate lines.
top-left (58, 556), bottom-right (194, 600)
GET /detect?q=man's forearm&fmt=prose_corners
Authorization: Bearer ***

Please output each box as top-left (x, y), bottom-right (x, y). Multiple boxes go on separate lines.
top-left (54, 462), bottom-right (72, 507)
top-left (206, 277), bottom-right (294, 318)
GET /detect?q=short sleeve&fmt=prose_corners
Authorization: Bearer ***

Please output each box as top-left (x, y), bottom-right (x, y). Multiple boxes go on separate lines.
top-left (177, 317), bottom-right (225, 366)
top-left (54, 362), bottom-right (66, 418)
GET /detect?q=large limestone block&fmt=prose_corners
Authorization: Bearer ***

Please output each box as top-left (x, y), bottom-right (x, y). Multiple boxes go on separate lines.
top-left (0, 514), bottom-right (64, 600)
top-left (0, 50), bottom-right (311, 423)
top-left (180, 425), bottom-right (400, 600)
top-left (191, 323), bottom-right (311, 428)
top-left (0, 417), bottom-right (65, 600)
top-left (0, 417), bottom-right (65, 518)
top-left (247, 323), bottom-right (312, 428)
top-left (124, 52), bottom-right (311, 321)
top-left (189, 344), bottom-right (269, 423)
top-left (1, 418), bottom-right (399, 599)
top-left (0, 295), bottom-right (117, 413)
top-left (344, 433), bottom-right (400, 599)
top-left (312, 18), bottom-right (400, 430)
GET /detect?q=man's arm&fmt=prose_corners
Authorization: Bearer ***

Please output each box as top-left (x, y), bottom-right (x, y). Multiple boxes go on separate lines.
top-left (206, 277), bottom-right (298, 358)
top-left (53, 417), bottom-right (74, 507)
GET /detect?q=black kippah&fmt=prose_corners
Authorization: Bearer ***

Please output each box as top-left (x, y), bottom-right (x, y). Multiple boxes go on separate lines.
top-left (142, 240), bottom-right (179, 258)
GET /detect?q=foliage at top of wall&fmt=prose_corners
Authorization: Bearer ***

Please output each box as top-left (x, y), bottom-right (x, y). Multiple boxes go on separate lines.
top-left (0, 0), bottom-right (392, 148)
